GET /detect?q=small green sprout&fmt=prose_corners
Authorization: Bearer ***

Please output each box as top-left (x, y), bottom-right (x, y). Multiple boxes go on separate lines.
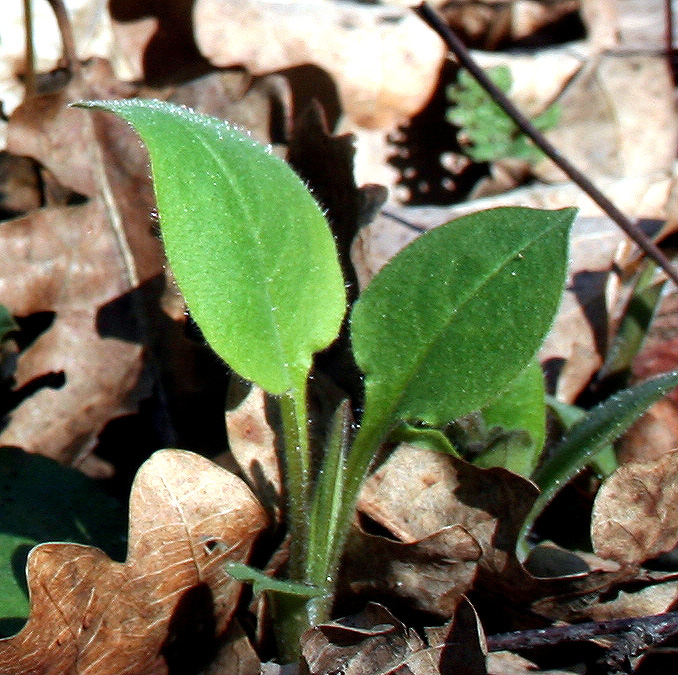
top-left (447, 65), bottom-right (560, 163)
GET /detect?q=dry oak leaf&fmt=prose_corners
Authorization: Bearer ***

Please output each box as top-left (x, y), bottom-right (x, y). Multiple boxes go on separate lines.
top-left (0, 59), bottom-right (165, 475)
top-left (592, 450), bottom-right (678, 566)
top-left (0, 449), bottom-right (267, 675)
top-left (193, 0), bottom-right (445, 128)
top-left (358, 444), bottom-right (538, 579)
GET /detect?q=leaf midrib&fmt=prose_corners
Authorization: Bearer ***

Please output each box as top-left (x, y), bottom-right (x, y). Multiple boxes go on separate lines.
top-left (362, 221), bottom-right (561, 430)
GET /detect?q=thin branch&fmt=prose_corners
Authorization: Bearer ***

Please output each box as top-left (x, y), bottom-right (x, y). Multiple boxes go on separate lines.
top-left (45, 0), bottom-right (80, 77)
top-left (486, 611), bottom-right (678, 653)
top-left (22, 0), bottom-right (36, 97)
top-left (414, 2), bottom-right (678, 288)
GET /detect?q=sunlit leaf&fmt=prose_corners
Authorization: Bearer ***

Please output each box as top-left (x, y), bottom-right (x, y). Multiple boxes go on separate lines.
top-left (78, 99), bottom-right (345, 395)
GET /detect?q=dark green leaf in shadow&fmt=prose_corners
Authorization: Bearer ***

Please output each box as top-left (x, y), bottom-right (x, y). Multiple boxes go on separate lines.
top-left (0, 307), bottom-right (16, 344)
top-left (0, 448), bottom-right (126, 633)
top-left (520, 369), bottom-right (678, 557)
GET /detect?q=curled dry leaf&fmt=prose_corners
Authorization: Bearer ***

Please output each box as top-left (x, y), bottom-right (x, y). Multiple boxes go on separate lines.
top-left (0, 449), bottom-right (267, 675)
top-left (592, 451), bottom-right (678, 566)
top-left (358, 444), bottom-right (538, 579)
top-left (301, 602), bottom-right (487, 675)
top-left (0, 59), bottom-right (165, 474)
top-left (340, 524), bottom-right (481, 615)
top-left (193, 0), bottom-right (445, 128)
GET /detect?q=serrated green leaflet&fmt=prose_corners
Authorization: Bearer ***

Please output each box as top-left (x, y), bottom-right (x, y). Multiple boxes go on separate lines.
top-left (351, 206), bottom-right (575, 438)
top-left (78, 99), bottom-right (345, 395)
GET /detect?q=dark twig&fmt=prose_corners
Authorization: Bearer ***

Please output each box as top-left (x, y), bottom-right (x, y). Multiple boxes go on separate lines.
top-left (45, 0), bottom-right (80, 77)
top-left (22, 0), bottom-right (36, 97)
top-left (414, 2), bottom-right (678, 288)
top-left (486, 611), bottom-right (678, 653)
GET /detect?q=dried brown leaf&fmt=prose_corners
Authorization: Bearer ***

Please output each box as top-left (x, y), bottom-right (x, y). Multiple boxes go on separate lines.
top-left (0, 59), bottom-right (165, 474)
top-left (193, 0), bottom-right (445, 128)
top-left (592, 451), bottom-right (678, 566)
top-left (358, 445), bottom-right (538, 578)
top-left (0, 449), bottom-right (267, 675)
top-left (340, 524), bottom-right (481, 615)
top-left (301, 602), bottom-right (486, 675)
top-left (226, 379), bottom-right (283, 520)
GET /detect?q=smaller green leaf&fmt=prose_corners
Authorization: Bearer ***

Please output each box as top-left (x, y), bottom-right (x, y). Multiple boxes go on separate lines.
top-left (475, 357), bottom-right (546, 476)
top-left (473, 430), bottom-right (534, 474)
top-left (390, 422), bottom-right (459, 457)
top-left (519, 369), bottom-right (678, 557)
top-left (225, 562), bottom-right (321, 598)
top-left (597, 260), bottom-right (665, 388)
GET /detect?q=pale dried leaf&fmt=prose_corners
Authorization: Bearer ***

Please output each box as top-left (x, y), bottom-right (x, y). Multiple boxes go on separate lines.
top-left (193, 0), bottom-right (445, 128)
top-left (226, 379), bottom-right (283, 519)
top-left (0, 59), bottom-right (165, 473)
top-left (0, 449), bottom-right (267, 675)
top-left (592, 451), bottom-right (678, 565)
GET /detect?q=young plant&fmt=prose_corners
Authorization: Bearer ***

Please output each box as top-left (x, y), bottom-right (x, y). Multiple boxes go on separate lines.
top-left (447, 65), bottom-right (560, 163)
top-left (77, 99), bottom-right (677, 660)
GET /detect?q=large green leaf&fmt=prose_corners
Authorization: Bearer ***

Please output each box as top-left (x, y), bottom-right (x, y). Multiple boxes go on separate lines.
top-left (351, 206), bottom-right (575, 443)
top-left (79, 99), bottom-right (345, 395)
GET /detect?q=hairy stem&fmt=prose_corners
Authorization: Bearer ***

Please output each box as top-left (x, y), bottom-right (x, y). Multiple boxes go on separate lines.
top-left (279, 390), bottom-right (310, 582)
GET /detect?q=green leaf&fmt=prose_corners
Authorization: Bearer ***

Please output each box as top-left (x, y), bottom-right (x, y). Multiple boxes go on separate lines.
top-left (597, 260), bottom-right (665, 388)
top-left (390, 421), bottom-right (460, 457)
top-left (0, 306), bottom-right (16, 343)
top-left (78, 99), bottom-right (345, 396)
top-left (225, 562), bottom-right (321, 598)
top-left (351, 207), bottom-right (575, 443)
top-left (519, 369), bottom-right (678, 557)
top-left (474, 357), bottom-right (546, 476)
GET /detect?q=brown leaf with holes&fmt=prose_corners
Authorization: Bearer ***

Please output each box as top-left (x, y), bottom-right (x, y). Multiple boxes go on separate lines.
top-left (592, 451), bottom-right (678, 566)
top-left (0, 59), bottom-right (165, 475)
top-left (0, 449), bottom-right (267, 675)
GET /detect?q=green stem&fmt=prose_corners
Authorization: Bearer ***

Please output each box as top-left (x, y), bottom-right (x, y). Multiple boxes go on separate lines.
top-left (307, 411), bottom-right (391, 611)
top-left (305, 401), bottom-right (352, 623)
top-left (278, 387), bottom-right (310, 581)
